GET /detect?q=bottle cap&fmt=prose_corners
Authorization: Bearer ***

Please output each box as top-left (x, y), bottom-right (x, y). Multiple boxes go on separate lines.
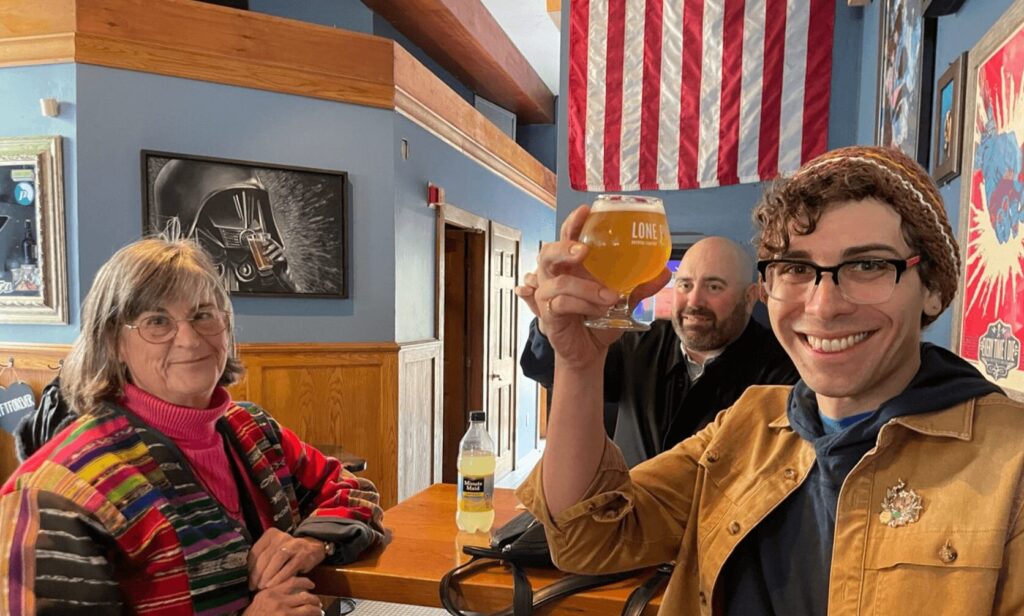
top-left (469, 410), bottom-right (485, 422)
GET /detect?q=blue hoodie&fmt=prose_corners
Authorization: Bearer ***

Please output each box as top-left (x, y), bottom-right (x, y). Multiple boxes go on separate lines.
top-left (720, 344), bottom-right (1002, 616)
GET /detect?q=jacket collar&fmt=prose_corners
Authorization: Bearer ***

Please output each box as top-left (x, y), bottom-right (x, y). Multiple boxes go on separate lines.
top-left (889, 396), bottom-right (975, 441)
top-left (767, 394), bottom-right (978, 441)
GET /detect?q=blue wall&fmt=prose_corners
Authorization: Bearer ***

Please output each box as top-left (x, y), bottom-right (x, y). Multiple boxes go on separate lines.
top-left (0, 64), bottom-right (401, 344)
top-left (517, 121), bottom-right (558, 172)
top-left (0, 64), bottom-right (79, 343)
top-left (854, 0), bottom-right (1017, 346)
top-left (249, 0), bottom-right (373, 32)
top-left (392, 115), bottom-right (556, 460)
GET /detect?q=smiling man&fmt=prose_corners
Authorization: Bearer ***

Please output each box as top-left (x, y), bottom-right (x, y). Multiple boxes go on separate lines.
top-left (518, 146), bottom-right (1024, 615)
top-left (518, 236), bottom-right (797, 466)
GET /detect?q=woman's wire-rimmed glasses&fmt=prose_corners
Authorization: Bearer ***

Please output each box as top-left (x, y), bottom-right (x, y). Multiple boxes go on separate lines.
top-left (124, 310), bottom-right (230, 344)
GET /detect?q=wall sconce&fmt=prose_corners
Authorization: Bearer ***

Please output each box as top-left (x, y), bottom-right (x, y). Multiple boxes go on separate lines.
top-left (39, 98), bottom-right (60, 118)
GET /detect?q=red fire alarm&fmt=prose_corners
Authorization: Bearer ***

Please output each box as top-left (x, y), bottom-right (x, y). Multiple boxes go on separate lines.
top-left (427, 183), bottom-right (445, 206)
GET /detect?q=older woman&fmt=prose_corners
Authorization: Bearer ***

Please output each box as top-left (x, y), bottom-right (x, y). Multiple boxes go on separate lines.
top-left (0, 239), bottom-right (384, 615)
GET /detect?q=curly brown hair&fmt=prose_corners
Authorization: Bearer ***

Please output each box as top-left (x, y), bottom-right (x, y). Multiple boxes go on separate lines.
top-left (752, 146), bottom-right (960, 326)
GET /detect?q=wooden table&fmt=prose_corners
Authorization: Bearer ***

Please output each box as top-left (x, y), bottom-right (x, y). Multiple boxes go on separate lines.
top-left (310, 483), bottom-right (662, 615)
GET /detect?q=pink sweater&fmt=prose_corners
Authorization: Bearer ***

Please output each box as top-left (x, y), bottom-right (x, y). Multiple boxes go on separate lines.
top-left (120, 384), bottom-right (245, 522)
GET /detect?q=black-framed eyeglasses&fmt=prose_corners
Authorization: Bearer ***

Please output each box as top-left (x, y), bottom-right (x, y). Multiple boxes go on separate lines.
top-left (124, 309), bottom-right (230, 344)
top-left (756, 256), bottom-right (921, 305)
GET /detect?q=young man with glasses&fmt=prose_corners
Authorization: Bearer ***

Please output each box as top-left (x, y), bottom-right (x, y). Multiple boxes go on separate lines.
top-left (518, 146), bottom-right (1023, 615)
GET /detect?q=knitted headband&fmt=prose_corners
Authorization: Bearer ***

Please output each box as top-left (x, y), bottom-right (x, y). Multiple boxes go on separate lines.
top-left (787, 146), bottom-right (960, 314)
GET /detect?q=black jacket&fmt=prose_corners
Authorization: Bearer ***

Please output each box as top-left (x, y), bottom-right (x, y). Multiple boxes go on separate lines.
top-left (521, 318), bottom-right (799, 466)
top-left (14, 376), bottom-right (77, 461)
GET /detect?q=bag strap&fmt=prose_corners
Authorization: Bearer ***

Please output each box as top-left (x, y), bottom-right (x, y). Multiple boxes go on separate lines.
top-left (440, 554), bottom-right (635, 616)
top-left (620, 562), bottom-right (674, 616)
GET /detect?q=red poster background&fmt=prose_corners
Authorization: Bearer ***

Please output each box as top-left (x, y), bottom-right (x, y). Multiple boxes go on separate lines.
top-left (959, 24), bottom-right (1024, 395)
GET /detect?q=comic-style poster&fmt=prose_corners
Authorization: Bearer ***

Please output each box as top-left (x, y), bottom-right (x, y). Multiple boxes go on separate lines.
top-left (959, 23), bottom-right (1024, 398)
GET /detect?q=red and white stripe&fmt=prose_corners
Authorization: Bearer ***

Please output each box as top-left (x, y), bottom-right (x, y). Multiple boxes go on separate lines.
top-left (569, 0), bottom-right (836, 192)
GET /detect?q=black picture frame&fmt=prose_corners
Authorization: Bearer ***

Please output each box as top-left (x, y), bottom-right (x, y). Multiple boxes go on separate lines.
top-left (141, 150), bottom-right (348, 299)
top-left (923, 0), bottom-right (968, 17)
top-left (875, 0), bottom-right (938, 168)
top-left (931, 52), bottom-right (967, 185)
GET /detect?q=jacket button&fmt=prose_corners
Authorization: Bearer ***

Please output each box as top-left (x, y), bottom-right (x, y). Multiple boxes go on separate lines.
top-left (783, 468), bottom-right (797, 480)
top-left (699, 591), bottom-right (707, 605)
top-left (727, 521), bottom-right (741, 535)
top-left (939, 541), bottom-right (958, 564)
top-left (705, 450), bottom-right (719, 463)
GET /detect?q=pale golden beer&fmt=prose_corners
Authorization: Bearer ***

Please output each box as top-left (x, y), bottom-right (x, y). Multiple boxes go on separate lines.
top-left (580, 195), bottom-right (670, 330)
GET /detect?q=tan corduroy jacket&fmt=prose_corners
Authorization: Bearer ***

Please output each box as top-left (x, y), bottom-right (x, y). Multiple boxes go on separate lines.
top-left (517, 386), bottom-right (1024, 615)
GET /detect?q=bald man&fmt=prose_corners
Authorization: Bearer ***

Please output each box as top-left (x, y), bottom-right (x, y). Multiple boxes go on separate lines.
top-left (518, 236), bottom-right (798, 466)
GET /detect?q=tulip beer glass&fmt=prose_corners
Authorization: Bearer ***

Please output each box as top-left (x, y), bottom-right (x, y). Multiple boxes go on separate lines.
top-left (580, 195), bottom-right (670, 331)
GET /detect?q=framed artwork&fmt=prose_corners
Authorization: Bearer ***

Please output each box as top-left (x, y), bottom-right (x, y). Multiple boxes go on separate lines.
top-left (932, 52), bottom-right (967, 185)
top-left (0, 136), bottom-right (68, 324)
top-left (141, 151), bottom-right (348, 298)
top-left (876, 0), bottom-right (937, 167)
top-left (953, 0), bottom-right (1024, 401)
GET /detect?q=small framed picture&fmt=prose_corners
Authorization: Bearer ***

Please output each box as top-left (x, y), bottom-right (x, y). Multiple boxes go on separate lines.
top-left (0, 136), bottom-right (68, 324)
top-left (932, 52), bottom-right (967, 185)
top-left (141, 151), bottom-right (348, 298)
top-left (875, 0), bottom-right (936, 167)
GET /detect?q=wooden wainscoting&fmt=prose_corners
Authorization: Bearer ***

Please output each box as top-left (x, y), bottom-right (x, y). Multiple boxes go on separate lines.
top-left (0, 341), bottom-right (442, 509)
top-left (228, 342), bottom-right (403, 509)
top-left (397, 340), bottom-right (442, 502)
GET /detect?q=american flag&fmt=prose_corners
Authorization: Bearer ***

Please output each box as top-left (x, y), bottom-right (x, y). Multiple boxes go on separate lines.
top-left (568, 0), bottom-right (836, 192)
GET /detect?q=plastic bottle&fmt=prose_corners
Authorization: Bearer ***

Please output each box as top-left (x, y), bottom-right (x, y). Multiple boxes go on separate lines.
top-left (22, 221), bottom-right (36, 265)
top-left (456, 410), bottom-right (496, 533)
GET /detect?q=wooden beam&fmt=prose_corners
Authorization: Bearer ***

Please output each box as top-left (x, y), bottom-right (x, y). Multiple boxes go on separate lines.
top-left (394, 46), bottom-right (556, 207)
top-left (75, 0), bottom-right (397, 109)
top-left (0, 0), bottom-right (555, 208)
top-left (362, 0), bottom-right (556, 124)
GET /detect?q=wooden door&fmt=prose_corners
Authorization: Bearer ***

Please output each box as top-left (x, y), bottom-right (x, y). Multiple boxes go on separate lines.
top-left (487, 222), bottom-right (520, 478)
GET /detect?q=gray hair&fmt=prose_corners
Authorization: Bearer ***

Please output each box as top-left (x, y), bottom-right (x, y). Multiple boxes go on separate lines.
top-left (62, 238), bottom-right (243, 415)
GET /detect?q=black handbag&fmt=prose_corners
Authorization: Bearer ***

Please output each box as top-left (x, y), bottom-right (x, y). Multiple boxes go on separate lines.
top-left (439, 511), bottom-right (672, 616)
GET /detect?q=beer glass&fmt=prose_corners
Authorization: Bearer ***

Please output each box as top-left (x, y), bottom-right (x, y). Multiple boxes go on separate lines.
top-left (579, 195), bottom-right (671, 331)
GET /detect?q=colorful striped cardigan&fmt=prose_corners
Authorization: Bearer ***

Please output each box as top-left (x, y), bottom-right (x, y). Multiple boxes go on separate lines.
top-left (0, 399), bottom-right (384, 615)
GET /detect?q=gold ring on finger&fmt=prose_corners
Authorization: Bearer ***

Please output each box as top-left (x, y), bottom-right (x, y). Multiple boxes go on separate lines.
top-left (546, 298), bottom-right (556, 316)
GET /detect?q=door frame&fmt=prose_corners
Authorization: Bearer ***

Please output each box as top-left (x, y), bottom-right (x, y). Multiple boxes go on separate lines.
top-left (435, 204), bottom-right (490, 483)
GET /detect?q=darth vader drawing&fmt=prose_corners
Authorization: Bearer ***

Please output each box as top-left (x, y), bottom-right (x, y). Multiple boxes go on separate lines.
top-left (152, 159), bottom-right (295, 293)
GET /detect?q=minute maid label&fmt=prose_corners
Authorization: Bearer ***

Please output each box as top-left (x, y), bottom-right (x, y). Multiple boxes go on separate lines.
top-left (458, 474), bottom-right (494, 512)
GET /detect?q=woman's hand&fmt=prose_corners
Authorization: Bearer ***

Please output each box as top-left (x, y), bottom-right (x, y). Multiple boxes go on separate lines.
top-left (242, 576), bottom-right (322, 615)
top-left (533, 205), bottom-right (669, 369)
top-left (248, 528), bottom-right (326, 591)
